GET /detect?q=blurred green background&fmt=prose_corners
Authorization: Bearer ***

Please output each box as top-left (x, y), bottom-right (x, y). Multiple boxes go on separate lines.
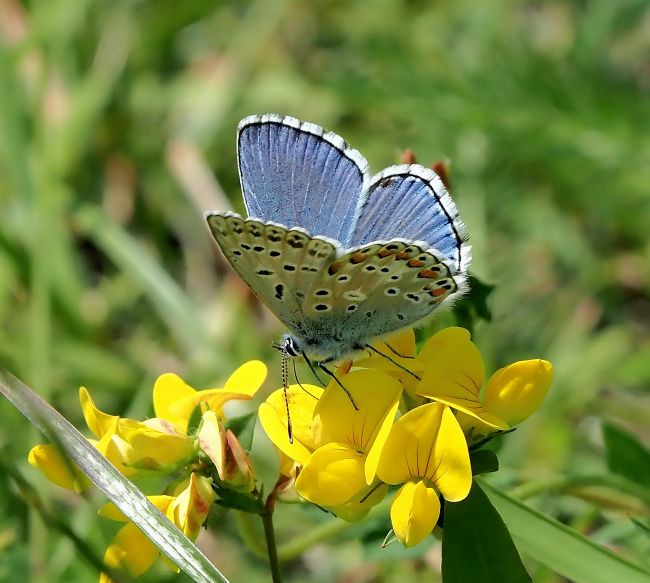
top-left (1, 0), bottom-right (649, 581)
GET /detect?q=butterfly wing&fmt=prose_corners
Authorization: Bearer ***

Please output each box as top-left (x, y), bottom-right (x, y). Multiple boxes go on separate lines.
top-left (205, 212), bottom-right (339, 334)
top-left (295, 241), bottom-right (466, 357)
top-left (349, 165), bottom-right (471, 273)
top-left (237, 114), bottom-right (369, 244)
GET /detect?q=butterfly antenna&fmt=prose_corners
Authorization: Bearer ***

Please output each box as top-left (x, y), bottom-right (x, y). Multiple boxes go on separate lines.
top-left (301, 350), bottom-right (326, 387)
top-left (281, 348), bottom-right (294, 443)
top-left (292, 358), bottom-right (319, 399)
top-left (318, 361), bottom-right (359, 410)
top-left (363, 344), bottom-right (421, 380)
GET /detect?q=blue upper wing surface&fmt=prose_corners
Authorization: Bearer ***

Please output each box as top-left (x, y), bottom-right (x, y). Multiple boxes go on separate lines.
top-left (237, 114), bottom-right (369, 244)
top-left (348, 165), bottom-right (470, 273)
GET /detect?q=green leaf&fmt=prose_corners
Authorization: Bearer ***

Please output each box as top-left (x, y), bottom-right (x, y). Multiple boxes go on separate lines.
top-left (442, 481), bottom-right (531, 583)
top-left (224, 412), bottom-right (257, 451)
top-left (603, 421), bottom-right (650, 487)
top-left (470, 449), bottom-right (499, 475)
top-left (0, 369), bottom-right (230, 583)
top-left (213, 483), bottom-right (264, 514)
top-left (479, 478), bottom-right (650, 583)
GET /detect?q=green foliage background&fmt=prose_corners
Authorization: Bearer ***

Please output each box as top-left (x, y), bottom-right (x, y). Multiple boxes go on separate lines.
top-left (1, 0), bottom-right (649, 581)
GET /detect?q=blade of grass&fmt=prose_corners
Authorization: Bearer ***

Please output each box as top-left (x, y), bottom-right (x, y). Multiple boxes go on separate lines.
top-left (479, 478), bottom-right (650, 583)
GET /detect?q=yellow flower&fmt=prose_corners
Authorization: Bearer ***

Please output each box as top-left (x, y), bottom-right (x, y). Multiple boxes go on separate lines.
top-left (416, 328), bottom-right (553, 433)
top-left (260, 368), bottom-right (402, 519)
top-left (377, 403), bottom-right (472, 547)
top-left (80, 387), bottom-right (195, 477)
top-left (98, 473), bottom-right (215, 583)
top-left (297, 369), bottom-right (401, 512)
top-left (153, 360), bottom-right (267, 432)
top-left (29, 362), bottom-right (265, 489)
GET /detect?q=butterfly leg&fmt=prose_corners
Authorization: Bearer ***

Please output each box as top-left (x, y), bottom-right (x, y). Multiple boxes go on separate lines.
top-left (318, 361), bottom-right (359, 410)
top-left (361, 344), bottom-right (421, 380)
top-left (385, 343), bottom-right (415, 359)
top-left (301, 351), bottom-right (327, 387)
top-left (292, 358), bottom-right (320, 399)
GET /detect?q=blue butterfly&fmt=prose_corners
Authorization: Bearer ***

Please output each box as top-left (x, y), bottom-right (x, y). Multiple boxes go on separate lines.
top-left (206, 114), bottom-right (471, 372)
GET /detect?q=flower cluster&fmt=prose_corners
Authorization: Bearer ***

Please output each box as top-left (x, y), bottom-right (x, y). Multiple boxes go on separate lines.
top-left (28, 361), bottom-right (267, 581)
top-left (28, 326), bottom-right (553, 581)
top-left (260, 327), bottom-right (553, 547)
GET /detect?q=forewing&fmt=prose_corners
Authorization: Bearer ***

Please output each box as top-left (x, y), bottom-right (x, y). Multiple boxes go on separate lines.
top-left (302, 241), bottom-right (465, 340)
top-left (237, 114), bottom-right (369, 243)
top-left (349, 164), bottom-right (470, 273)
top-left (205, 212), bottom-right (338, 332)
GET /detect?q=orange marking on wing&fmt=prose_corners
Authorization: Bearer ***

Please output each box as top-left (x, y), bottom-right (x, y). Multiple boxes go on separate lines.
top-left (418, 268), bottom-right (441, 279)
top-left (350, 252), bottom-right (368, 264)
top-left (430, 288), bottom-right (447, 297)
top-left (328, 261), bottom-right (342, 275)
top-left (378, 249), bottom-right (396, 258)
top-left (407, 259), bottom-right (425, 268)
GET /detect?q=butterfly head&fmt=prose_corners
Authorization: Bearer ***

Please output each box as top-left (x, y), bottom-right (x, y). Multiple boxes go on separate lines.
top-left (272, 333), bottom-right (302, 358)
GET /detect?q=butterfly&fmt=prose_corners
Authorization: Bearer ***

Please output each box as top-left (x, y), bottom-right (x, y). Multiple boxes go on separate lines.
top-left (205, 113), bottom-right (471, 377)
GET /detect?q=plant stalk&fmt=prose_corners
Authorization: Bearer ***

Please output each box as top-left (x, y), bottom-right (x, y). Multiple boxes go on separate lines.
top-left (261, 498), bottom-right (283, 583)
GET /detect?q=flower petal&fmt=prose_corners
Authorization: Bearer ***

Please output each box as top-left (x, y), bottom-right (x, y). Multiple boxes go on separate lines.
top-left (329, 480), bottom-right (389, 522)
top-left (431, 406), bottom-right (472, 502)
top-left (483, 359), bottom-right (553, 426)
top-left (390, 481), bottom-right (440, 547)
top-left (354, 329), bottom-right (423, 374)
top-left (79, 387), bottom-right (119, 438)
top-left (417, 328), bottom-right (508, 429)
top-left (100, 521), bottom-right (160, 582)
top-left (313, 369), bottom-right (402, 457)
top-left (28, 444), bottom-right (91, 492)
top-left (377, 403), bottom-right (472, 502)
top-left (167, 473), bottom-right (215, 540)
top-left (259, 384), bottom-right (322, 466)
top-left (364, 397), bottom-right (400, 485)
top-left (197, 410), bottom-right (226, 479)
top-left (224, 360), bottom-right (267, 395)
top-left (152, 373), bottom-right (196, 425)
top-left (295, 443), bottom-right (367, 507)
top-left (117, 419), bottom-right (195, 469)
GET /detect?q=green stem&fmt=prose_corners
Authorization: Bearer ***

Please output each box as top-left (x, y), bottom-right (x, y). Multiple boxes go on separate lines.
top-left (261, 503), bottom-right (283, 583)
top-left (509, 473), bottom-right (650, 513)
